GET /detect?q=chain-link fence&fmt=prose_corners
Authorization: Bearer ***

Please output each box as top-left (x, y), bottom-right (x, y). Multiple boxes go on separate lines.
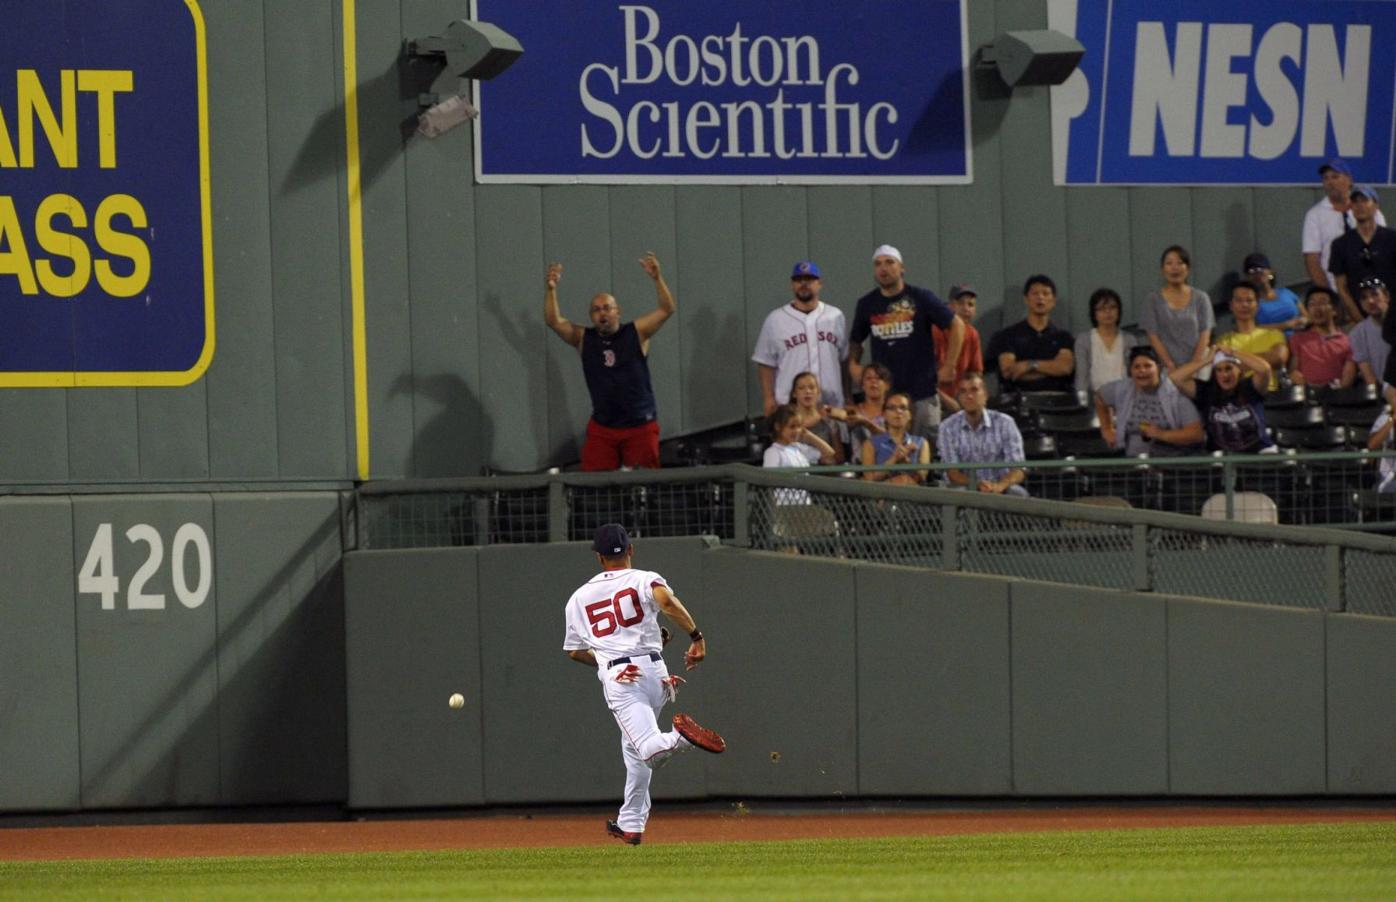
top-left (355, 459), bottom-right (1396, 616)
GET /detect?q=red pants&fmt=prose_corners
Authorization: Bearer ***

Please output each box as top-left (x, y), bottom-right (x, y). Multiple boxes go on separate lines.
top-left (581, 418), bottom-right (660, 471)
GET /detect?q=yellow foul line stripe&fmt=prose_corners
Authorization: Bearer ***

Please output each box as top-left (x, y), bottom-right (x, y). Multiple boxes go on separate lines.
top-left (343, 0), bottom-right (370, 480)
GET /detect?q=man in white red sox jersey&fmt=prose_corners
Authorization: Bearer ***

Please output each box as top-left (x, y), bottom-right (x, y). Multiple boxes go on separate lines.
top-left (753, 260), bottom-right (850, 416)
top-left (563, 523), bottom-right (726, 845)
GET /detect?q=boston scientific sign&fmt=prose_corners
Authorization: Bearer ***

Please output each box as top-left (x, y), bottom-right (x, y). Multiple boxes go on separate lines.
top-left (472, 1), bottom-right (971, 184)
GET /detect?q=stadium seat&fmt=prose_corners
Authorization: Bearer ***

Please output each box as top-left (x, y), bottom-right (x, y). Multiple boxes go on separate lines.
top-left (1020, 390), bottom-right (1090, 413)
top-left (1037, 409), bottom-right (1100, 433)
top-left (1266, 405), bottom-right (1325, 429)
top-left (1200, 491), bottom-right (1279, 524)
top-left (1263, 383), bottom-right (1308, 410)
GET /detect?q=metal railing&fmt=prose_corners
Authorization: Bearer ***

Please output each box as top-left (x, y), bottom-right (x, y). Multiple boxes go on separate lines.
top-left (355, 457), bottom-right (1396, 618)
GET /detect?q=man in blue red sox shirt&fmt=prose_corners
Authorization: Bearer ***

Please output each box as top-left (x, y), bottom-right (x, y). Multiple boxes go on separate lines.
top-left (849, 245), bottom-right (964, 454)
top-left (545, 253), bottom-right (675, 470)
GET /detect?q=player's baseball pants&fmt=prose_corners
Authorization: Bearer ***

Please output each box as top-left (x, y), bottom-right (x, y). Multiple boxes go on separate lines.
top-left (600, 655), bottom-right (687, 833)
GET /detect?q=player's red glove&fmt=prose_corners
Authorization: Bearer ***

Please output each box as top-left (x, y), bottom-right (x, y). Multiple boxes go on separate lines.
top-left (614, 663), bottom-right (642, 684)
top-left (660, 674), bottom-right (685, 703)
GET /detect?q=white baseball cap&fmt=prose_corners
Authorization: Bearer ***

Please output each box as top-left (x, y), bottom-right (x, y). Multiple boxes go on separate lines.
top-left (872, 244), bottom-right (903, 263)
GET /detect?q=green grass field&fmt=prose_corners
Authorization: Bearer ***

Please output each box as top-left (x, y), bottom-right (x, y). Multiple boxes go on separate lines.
top-left (2, 822), bottom-right (1392, 900)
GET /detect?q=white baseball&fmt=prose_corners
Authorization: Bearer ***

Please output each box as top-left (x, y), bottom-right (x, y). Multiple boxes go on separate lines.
top-left (448, 693), bottom-right (465, 709)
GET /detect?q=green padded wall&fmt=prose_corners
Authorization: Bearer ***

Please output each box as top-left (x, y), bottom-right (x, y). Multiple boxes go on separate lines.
top-left (1010, 583), bottom-right (1168, 794)
top-left (1167, 598), bottom-right (1326, 795)
top-left (1326, 614), bottom-right (1396, 793)
top-left (213, 494), bottom-right (346, 803)
top-left (700, 549), bottom-right (859, 798)
top-left (72, 496), bottom-right (221, 808)
top-left (343, 548), bottom-right (485, 809)
top-left (855, 566), bottom-right (1012, 795)
top-left (0, 499), bottom-right (80, 810)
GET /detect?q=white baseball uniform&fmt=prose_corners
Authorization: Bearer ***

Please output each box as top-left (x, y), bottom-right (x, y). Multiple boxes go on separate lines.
top-left (563, 567), bottom-right (692, 835)
top-left (752, 301), bottom-right (849, 407)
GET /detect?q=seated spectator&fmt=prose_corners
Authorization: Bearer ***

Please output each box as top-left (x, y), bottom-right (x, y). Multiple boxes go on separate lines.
top-left (1350, 278), bottom-right (1390, 389)
top-left (788, 371), bottom-right (847, 464)
top-left (763, 404), bottom-right (837, 506)
top-left (1288, 287), bottom-right (1357, 388)
top-left (1074, 287), bottom-right (1141, 393)
top-left (1243, 253), bottom-right (1307, 335)
top-left (1368, 403), bottom-right (1396, 493)
top-left (988, 274), bottom-right (1075, 394)
top-left (1171, 348), bottom-right (1274, 454)
top-left (1140, 245), bottom-right (1214, 374)
top-left (841, 362), bottom-right (892, 453)
top-left (934, 283), bottom-right (985, 414)
top-left (938, 374), bottom-right (1029, 496)
top-left (860, 391), bottom-right (930, 485)
top-left (1215, 280), bottom-right (1288, 390)
top-left (1095, 347), bottom-right (1205, 456)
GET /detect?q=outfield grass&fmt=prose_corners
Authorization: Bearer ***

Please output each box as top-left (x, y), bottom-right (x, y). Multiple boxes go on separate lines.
top-left (2, 822), bottom-right (1392, 900)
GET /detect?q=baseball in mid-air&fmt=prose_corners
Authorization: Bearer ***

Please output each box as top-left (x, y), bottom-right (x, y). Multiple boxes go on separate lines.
top-left (448, 693), bottom-right (465, 709)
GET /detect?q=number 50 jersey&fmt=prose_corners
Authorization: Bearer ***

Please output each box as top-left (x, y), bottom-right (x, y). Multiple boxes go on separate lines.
top-left (563, 567), bottom-right (668, 663)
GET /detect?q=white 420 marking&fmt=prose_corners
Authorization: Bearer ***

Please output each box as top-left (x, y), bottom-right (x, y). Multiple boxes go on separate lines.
top-left (78, 522), bottom-right (213, 610)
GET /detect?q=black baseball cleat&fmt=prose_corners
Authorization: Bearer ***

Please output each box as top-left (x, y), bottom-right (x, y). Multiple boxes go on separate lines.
top-left (673, 713), bottom-right (726, 753)
top-left (606, 819), bottom-right (642, 845)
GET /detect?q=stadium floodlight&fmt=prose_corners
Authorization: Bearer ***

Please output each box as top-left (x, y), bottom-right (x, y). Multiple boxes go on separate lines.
top-left (976, 29), bottom-right (1084, 88)
top-left (407, 19), bottom-right (524, 138)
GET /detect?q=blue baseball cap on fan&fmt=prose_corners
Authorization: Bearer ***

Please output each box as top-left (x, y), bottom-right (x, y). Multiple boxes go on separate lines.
top-left (592, 523), bottom-right (631, 555)
top-left (791, 260), bottom-right (821, 278)
top-left (1319, 158), bottom-right (1352, 177)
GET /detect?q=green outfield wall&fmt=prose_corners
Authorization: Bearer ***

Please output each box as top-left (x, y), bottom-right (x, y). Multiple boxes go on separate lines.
top-left (4, 524), bottom-right (1393, 813)
top-left (0, 0), bottom-right (1335, 482)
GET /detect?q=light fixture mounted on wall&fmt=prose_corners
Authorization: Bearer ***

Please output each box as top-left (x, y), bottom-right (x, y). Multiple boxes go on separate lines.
top-left (406, 19), bottom-right (524, 138)
top-left (976, 29), bottom-right (1084, 88)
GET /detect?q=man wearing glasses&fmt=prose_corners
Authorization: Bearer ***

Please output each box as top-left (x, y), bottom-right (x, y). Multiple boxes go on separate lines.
top-left (1328, 185), bottom-right (1396, 326)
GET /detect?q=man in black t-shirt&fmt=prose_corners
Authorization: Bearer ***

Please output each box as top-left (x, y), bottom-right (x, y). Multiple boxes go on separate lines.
top-left (987, 274), bottom-right (1076, 394)
top-left (544, 253), bottom-right (675, 470)
top-left (1328, 185), bottom-right (1396, 326)
top-left (848, 244), bottom-right (964, 447)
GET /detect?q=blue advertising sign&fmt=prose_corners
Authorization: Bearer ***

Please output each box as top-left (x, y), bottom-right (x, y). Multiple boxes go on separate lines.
top-left (471, 1), bottom-right (971, 183)
top-left (1050, 0), bottom-right (1396, 185)
top-left (0, 0), bottom-right (213, 387)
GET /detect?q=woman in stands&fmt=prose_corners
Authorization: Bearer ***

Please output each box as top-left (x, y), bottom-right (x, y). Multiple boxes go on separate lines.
top-left (1169, 347), bottom-right (1274, 454)
top-left (1242, 252), bottom-right (1306, 336)
top-left (860, 391), bottom-right (931, 485)
top-left (1140, 245), bottom-right (1214, 374)
top-left (787, 371), bottom-right (847, 464)
top-left (839, 362), bottom-right (892, 454)
top-left (1074, 287), bottom-right (1140, 393)
top-left (1095, 347), bottom-right (1205, 456)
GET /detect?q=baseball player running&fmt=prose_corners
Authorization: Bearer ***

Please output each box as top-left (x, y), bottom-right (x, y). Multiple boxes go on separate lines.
top-left (563, 523), bottom-right (725, 845)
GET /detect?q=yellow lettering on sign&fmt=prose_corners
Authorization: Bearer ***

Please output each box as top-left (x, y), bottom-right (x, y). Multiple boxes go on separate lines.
top-left (18, 69), bottom-right (76, 168)
top-left (76, 70), bottom-right (133, 168)
top-left (0, 106), bottom-right (14, 167)
top-left (94, 194), bottom-right (150, 297)
top-left (35, 193), bottom-right (91, 298)
top-left (0, 196), bottom-right (39, 294)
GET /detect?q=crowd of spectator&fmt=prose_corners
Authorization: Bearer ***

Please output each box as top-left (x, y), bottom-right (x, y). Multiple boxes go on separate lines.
top-left (543, 160), bottom-right (1396, 508)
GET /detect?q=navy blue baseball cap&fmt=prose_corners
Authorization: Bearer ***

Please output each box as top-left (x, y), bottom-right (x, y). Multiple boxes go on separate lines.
top-left (592, 523), bottom-right (631, 555)
top-left (791, 260), bottom-right (821, 279)
top-left (1351, 184), bottom-right (1380, 203)
top-left (1319, 158), bottom-right (1352, 177)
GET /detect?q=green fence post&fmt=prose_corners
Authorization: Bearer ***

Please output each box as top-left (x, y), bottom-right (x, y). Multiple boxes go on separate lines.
top-left (941, 503), bottom-right (960, 570)
top-left (548, 480), bottom-right (567, 543)
top-left (732, 480), bottom-right (750, 546)
top-left (1133, 523), bottom-right (1151, 591)
top-left (1326, 544), bottom-right (1345, 612)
